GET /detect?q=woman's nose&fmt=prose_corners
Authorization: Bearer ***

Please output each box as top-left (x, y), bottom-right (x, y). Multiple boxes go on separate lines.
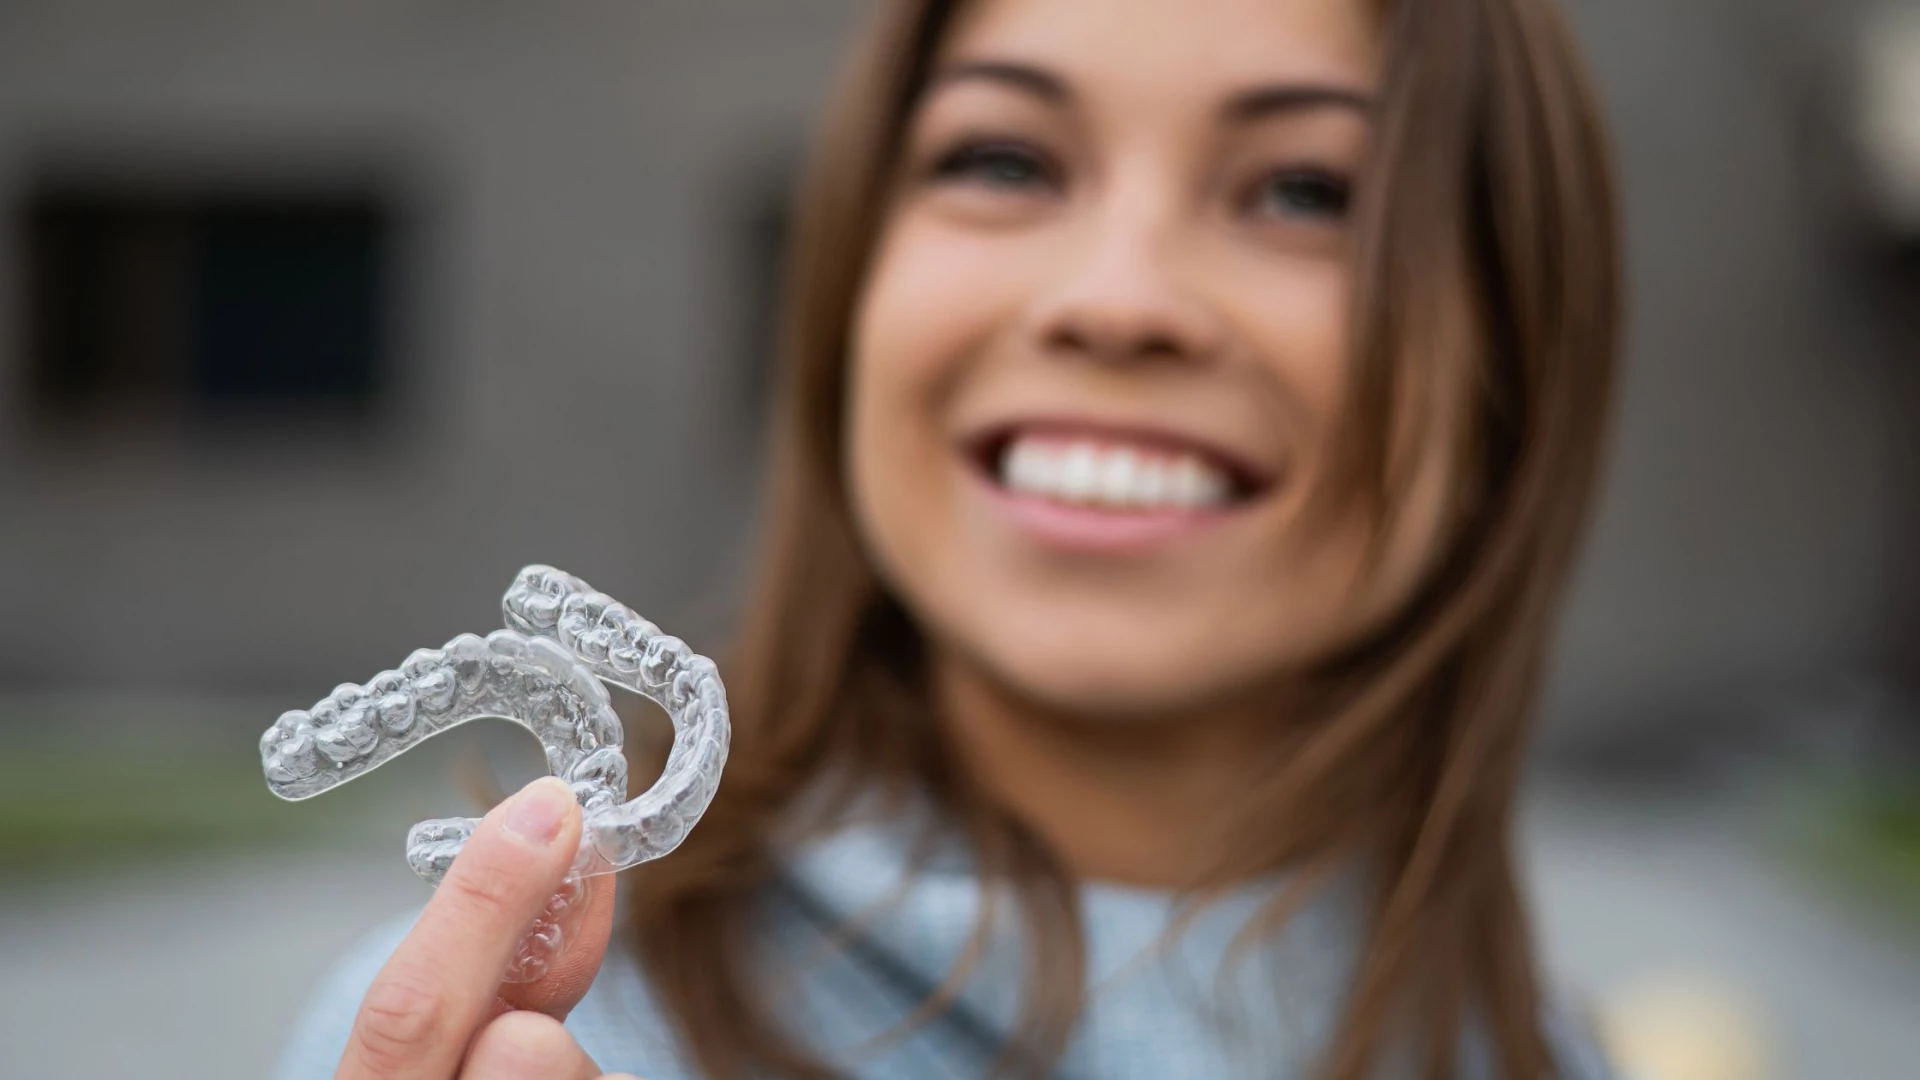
top-left (1027, 215), bottom-right (1225, 369)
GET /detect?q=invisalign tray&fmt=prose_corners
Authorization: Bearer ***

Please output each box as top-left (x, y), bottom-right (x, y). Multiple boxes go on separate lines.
top-left (258, 565), bottom-right (730, 981)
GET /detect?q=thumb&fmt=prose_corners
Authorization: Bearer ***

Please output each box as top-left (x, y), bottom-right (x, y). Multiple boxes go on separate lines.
top-left (495, 847), bottom-right (619, 1018)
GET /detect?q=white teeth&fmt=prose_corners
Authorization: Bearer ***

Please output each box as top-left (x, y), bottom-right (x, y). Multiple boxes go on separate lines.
top-left (1135, 459), bottom-right (1170, 505)
top-left (1170, 457), bottom-right (1212, 506)
top-left (1005, 440), bottom-right (1041, 492)
top-left (1097, 449), bottom-right (1138, 506)
top-left (1061, 443), bottom-right (1098, 500)
top-left (997, 436), bottom-right (1234, 510)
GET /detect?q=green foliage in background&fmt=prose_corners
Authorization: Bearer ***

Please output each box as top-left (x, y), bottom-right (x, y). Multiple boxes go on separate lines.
top-left (0, 743), bottom-right (421, 870)
top-left (1806, 772), bottom-right (1920, 921)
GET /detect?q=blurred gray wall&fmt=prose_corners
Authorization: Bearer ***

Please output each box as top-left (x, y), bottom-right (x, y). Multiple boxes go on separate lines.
top-left (0, 1), bottom-right (868, 697)
top-left (1549, 0), bottom-right (1914, 734)
top-left (0, 0), bottom-right (1910, 740)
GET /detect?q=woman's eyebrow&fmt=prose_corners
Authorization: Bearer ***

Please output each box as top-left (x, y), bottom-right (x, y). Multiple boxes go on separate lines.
top-left (926, 61), bottom-right (1371, 122)
top-left (929, 59), bottom-right (1070, 105)
top-left (1221, 84), bottom-right (1374, 123)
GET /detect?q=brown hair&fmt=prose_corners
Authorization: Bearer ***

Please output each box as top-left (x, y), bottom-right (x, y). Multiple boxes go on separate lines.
top-left (629, 0), bottom-right (1619, 1077)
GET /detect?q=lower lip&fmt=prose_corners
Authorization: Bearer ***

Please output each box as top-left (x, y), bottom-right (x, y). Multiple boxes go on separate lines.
top-left (972, 471), bottom-right (1240, 554)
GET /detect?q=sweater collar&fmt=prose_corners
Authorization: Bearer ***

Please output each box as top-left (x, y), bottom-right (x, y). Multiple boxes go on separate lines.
top-left (770, 789), bottom-right (1369, 1078)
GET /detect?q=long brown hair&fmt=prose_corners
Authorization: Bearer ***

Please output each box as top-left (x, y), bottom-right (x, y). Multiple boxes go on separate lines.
top-left (630, 0), bottom-right (1619, 1077)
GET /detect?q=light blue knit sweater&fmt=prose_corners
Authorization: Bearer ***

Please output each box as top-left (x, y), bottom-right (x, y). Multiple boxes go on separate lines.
top-left (275, 800), bottom-right (1618, 1079)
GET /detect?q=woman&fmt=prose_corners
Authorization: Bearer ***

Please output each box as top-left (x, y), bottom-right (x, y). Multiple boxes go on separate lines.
top-left (281, 0), bottom-right (1620, 1076)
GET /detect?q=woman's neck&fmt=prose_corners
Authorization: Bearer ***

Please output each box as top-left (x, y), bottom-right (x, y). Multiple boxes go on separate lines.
top-left (931, 652), bottom-right (1285, 888)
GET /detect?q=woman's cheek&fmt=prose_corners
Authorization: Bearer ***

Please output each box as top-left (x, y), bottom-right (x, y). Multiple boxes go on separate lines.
top-left (848, 230), bottom-right (970, 583)
top-left (1219, 257), bottom-right (1352, 423)
top-left (856, 218), bottom-right (1028, 471)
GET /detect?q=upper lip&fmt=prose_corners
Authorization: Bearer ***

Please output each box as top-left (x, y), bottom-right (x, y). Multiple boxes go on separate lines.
top-left (960, 415), bottom-right (1283, 495)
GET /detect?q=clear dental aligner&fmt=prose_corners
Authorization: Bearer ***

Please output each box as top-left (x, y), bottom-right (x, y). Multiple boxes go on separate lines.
top-left (259, 566), bottom-right (731, 981)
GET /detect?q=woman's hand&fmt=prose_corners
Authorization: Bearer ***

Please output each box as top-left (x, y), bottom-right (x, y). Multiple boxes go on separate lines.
top-left (335, 777), bottom-right (634, 1079)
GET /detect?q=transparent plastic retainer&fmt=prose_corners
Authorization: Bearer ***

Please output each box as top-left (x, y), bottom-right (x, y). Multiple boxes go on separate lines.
top-left (257, 565), bottom-right (730, 982)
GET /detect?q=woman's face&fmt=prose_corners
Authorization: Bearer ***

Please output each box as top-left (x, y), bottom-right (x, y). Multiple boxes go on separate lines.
top-left (848, 0), bottom-right (1458, 718)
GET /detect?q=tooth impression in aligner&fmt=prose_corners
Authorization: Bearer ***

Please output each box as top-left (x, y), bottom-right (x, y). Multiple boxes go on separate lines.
top-left (258, 565), bottom-right (731, 983)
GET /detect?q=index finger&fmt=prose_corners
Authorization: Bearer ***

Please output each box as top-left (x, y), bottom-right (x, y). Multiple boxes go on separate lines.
top-left (337, 777), bottom-right (583, 1080)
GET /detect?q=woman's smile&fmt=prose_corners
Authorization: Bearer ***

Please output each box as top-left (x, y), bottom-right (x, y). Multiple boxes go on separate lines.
top-left (960, 418), bottom-right (1282, 554)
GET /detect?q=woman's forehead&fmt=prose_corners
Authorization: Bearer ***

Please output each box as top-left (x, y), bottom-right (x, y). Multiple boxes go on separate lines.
top-left (937, 0), bottom-right (1382, 100)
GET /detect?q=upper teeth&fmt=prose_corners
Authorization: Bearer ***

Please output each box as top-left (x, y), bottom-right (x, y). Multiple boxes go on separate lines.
top-left (1000, 437), bottom-right (1232, 509)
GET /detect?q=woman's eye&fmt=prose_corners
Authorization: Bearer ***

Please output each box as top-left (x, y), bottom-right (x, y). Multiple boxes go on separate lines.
top-left (931, 141), bottom-right (1055, 192)
top-left (1250, 168), bottom-right (1352, 222)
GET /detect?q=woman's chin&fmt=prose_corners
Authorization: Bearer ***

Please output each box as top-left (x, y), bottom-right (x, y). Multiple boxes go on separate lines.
top-left (956, 642), bottom-right (1259, 726)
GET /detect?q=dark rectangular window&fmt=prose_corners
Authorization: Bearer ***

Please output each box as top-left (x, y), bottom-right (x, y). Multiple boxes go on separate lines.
top-left (21, 182), bottom-right (396, 426)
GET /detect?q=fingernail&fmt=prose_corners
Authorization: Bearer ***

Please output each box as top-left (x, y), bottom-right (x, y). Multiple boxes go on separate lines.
top-left (502, 777), bottom-right (572, 846)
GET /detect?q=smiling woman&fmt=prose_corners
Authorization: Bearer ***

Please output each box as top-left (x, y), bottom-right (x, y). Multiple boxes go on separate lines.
top-left (279, 0), bottom-right (1620, 1078)
top-left (849, 2), bottom-right (1448, 725)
